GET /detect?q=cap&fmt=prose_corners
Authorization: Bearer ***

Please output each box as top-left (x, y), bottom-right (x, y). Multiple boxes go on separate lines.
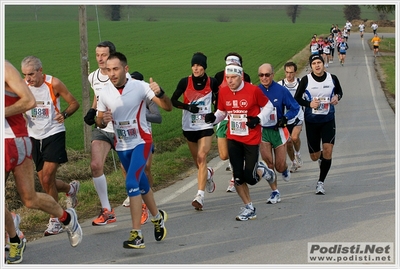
top-left (309, 54), bottom-right (324, 66)
top-left (130, 71), bottom-right (144, 81)
top-left (191, 53), bottom-right (207, 69)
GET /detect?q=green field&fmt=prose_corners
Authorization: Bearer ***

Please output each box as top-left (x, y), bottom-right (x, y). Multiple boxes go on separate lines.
top-left (5, 5), bottom-right (392, 150)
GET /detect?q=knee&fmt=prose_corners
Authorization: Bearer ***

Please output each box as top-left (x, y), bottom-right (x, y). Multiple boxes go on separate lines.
top-left (90, 160), bottom-right (103, 174)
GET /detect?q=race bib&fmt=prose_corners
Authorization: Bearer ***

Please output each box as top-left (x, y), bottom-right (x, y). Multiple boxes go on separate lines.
top-left (229, 114), bottom-right (249, 136)
top-left (312, 97), bottom-right (330, 115)
top-left (114, 120), bottom-right (140, 144)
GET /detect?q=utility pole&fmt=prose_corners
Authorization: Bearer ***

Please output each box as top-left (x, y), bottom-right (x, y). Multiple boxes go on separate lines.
top-left (79, 5), bottom-right (91, 152)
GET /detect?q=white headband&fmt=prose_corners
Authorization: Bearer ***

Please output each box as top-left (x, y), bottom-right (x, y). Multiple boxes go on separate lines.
top-left (225, 55), bottom-right (241, 66)
top-left (225, 65), bottom-right (243, 77)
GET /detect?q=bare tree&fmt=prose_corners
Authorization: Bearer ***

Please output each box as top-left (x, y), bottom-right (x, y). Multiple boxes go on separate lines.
top-left (366, 5), bottom-right (395, 14)
top-left (343, 5), bottom-right (361, 21)
top-left (101, 5), bottom-right (121, 21)
top-left (286, 5), bottom-right (301, 23)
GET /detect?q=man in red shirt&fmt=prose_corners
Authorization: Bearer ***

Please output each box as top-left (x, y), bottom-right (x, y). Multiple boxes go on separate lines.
top-left (205, 65), bottom-right (275, 221)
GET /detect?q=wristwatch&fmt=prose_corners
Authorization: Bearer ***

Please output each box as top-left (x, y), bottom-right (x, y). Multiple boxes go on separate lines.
top-left (62, 111), bottom-right (68, 119)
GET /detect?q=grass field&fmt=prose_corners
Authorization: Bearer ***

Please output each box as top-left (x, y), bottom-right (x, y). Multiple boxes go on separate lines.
top-left (5, 4), bottom-right (392, 150)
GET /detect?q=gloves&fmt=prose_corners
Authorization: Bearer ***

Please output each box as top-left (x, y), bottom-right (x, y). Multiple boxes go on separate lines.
top-left (274, 117), bottom-right (288, 130)
top-left (205, 113), bottom-right (216, 124)
top-left (84, 108), bottom-right (97, 126)
top-left (246, 116), bottom-right (260, 129)
top-left (184, 104), bottom-right (200, 113)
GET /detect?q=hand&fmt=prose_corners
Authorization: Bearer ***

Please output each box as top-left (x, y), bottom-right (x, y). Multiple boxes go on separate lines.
top-left (84, 108), bottom-right (97, 126)
top-left (246, 116), bottom-right (260, 129)
top-left (186, 104), bottom-right (199, 113)
top-left (205, 113), bottom-right (216, 124)
top-left (274, 117), bottom-right (287, 130)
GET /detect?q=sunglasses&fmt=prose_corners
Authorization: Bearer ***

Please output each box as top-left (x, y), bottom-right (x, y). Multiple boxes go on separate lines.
top-left (258, 73), bottom-right (273, 78)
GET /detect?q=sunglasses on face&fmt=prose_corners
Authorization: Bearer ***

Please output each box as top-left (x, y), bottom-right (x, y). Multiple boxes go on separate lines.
top-left (258, 73), bottom-right (273, 78)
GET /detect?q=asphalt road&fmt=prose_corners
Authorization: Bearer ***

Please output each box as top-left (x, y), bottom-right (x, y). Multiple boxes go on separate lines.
top-left (17, 32), bottom-right (396, 268)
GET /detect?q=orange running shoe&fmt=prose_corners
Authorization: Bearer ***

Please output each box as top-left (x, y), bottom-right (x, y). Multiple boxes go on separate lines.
top-left (141, 203), bottom-right (149, 225)
top-left (92, 208), bottom-right (116, 226)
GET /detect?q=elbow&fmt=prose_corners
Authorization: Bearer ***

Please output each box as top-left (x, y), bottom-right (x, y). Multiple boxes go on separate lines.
top-left (27, 98), bottom-right (36, 110)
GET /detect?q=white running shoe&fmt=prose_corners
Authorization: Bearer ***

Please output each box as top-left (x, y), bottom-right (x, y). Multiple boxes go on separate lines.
top-left (191, 194), bottom-right (204, 211)
top-left (290, 160), bottom-right (298, 173)
top-left (267, 191), bottom-right (281, 204)
top-left (122, 196), bottom-right (130, 207)
top-left (295, 153), bottom-right (303, 167)
top-left (65, 208), bottom-right (83, 247)
top-left (66, 180), bottom-right (80, 208)
top-left (44, 218), bottom-right (63, 236)
top-left (258, 161), bottom-right (275, 184)
top-left (206, 167), bottom-right (215, 193)
top-left (316, 181), bottom-right (326, 195)
top-left (226, 178), bottom-right (236, 193)
top-left (281, 168), bottom-right (291, 182)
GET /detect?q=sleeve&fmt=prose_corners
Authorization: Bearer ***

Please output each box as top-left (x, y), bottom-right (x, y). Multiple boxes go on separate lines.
top-left (294, 75), bottom-right (311, 108)
top-left (210, 77), bottom-right (219, 112)
top-left (283, 89), bottom-right (300, 121)
top-left (146, 99), bottom-right (162, 124)
top-left (171, 78), bottom-right (188, 109)
top-left (331, 75), bottom-right (343, 100)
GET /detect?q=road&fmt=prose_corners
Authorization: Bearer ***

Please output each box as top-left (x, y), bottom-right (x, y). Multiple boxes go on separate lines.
top-left (17, 32), bottom-right (396, 267)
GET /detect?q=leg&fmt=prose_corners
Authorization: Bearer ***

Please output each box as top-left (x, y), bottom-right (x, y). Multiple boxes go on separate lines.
top-left (91, 139), bottom-right (112, 211)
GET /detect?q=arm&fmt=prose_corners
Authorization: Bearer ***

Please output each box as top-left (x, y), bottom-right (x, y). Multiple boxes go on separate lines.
top-left (146, 99), bottom-right (162, 124)
top-left (171, 78), bottom-right (189, 109)
top-left (148, 77), bottom-right (173, 112)
top-left (294, 76), bottom-right (311, 108)
top-left (52, 77), bottom-right (80, 120)
top-left (331, 74), bottom-right (343, 105)
top-left (4, 61), bottom-right (36, 117)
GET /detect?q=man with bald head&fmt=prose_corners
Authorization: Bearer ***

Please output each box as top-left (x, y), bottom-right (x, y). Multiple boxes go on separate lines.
top-left (257, 63), bottom-right (300, 204)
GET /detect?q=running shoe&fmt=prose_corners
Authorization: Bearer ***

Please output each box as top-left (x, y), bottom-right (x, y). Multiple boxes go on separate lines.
top-left (295, 153), bottom-right (303, 167)
top-left (151, 209), bottom-right (168, 241)
top-left (191, 194), bottom-right (204, 211)
top-left (44, 218), bottom-right (63, 236)
top-left (267, 191), bottom-right (281, 204)
top-left (236, 205), bottom-right (256, 221)
top-left (6, 239), bottom-right (26, 264)
top-left (206, 167), bottom-right (215, 193)
top-left (226, 165), bottom-right (231, 171)
top-left (290, 160), bottom-right (298, 173)
top-left (123, 230), bottom-right (145, 249)
top-left (5, 213), bottom-right (26, 252)
top-left (281, 168), bottom-right (291, 182)
top-left (141, 202), bottom-right (149, 225)
top-left (66, 180), bottom-right (80, 208)
top-left (226, 178), bottom-right (236, 193)
top-left (64, 208), bottom-right (83, 247)
top-left (257, 161), bottom-right (275, 184)
top-left (122, 196), bottom-right (130, 207)
top-left (316, 181), bottom-right (326, 195)
top-left (92, 208), bottom-right (116, 226)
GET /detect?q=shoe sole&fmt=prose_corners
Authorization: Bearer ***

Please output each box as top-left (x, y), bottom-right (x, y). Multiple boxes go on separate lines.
top-left (92, 218), bottom-right (117, 226)
top-left (44, 230), bottom-right (63, 236)
top-left (236, 216), bottom-right (257, 221)
top-left (192, 200), bottom-right (203, 211)
top-left (123, 242), bottom-right (145, 249)
top-left (267, 196), bottom-right (281, 204)
top-left (316, 191), bottom-right (325, 195)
